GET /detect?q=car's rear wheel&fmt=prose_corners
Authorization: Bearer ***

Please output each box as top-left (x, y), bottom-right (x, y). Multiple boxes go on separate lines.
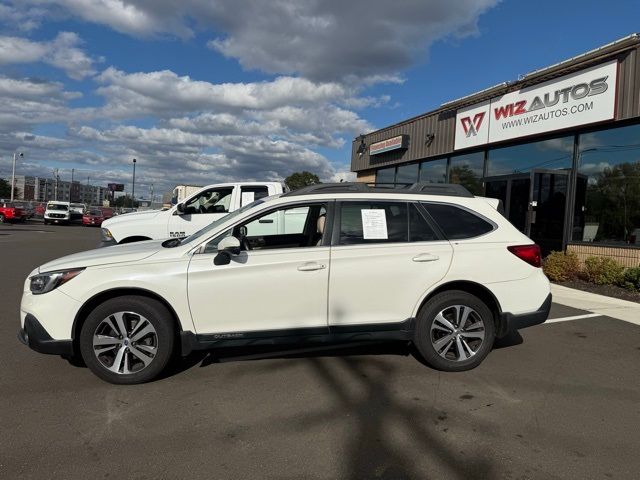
top-left (414, 290), bottom-right (495, 372)
top-left (79, 296), bottom-right (174, 384)
top-left (0, 214), bottom-right (5, 223)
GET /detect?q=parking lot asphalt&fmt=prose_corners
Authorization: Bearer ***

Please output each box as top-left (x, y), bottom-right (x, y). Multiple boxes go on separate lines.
top-left (1, 223), bottom-right (639, 480)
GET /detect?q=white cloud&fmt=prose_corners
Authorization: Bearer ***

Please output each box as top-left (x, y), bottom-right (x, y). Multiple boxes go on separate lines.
top-left (0, 76), bottom-right (85, 133)
top-left (0, 32), bottom-right (98, 79)
top-left (95, 67), bottom-right (358, 117)
top-left (14, 0), bottom-right (498, 81)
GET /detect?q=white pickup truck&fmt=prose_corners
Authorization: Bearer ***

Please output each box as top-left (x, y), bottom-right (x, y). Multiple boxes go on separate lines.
top-left (100, 182), bottom-right (285, 246)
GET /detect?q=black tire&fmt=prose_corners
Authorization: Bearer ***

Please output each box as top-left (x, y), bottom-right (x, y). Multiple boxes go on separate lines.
top-left (79, 296), bottom-right (175, 384)
top-left (43, 219), bottom-right (49, 225)
top-left (0, 214), bottom-right (4, 223)
top-left (414, 290), bottom-right (495, 372)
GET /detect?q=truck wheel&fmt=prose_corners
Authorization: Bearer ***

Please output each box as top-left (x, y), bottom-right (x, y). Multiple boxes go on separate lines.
top-left (79, 296), bottom-right (175, 384)
top-left (43, 219), bottom-right (49, 225)
top-left (414, 290), bottom-right (495, 372)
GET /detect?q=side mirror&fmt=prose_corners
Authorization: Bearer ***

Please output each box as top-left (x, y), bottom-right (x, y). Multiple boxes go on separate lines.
top-left (214, 236), bottom-right (241, 266)
top-left (218, 236), bottom-right (241, 256)
top-left (176, 203), bottom-right (185, 214)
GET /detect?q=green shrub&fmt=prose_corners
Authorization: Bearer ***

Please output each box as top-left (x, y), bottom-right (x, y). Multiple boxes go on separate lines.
top-left (543, 251), bottom-right (580, 282)
top-left (620, 267), bottom-right (640, 291)
top-left (583, 256), bottom-right (625, 285)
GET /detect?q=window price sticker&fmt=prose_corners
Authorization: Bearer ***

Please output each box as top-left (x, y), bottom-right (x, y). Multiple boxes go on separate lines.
top-left (361, 209), bottom-right (388, 239)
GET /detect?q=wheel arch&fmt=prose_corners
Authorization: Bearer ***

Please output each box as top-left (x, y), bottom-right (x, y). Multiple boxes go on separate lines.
top-left (72, 287), bottom-right (184, 351)
top-left (416, 281), bottom-right (505, 335)
top-left (118, 236), bottom-right (152, 244)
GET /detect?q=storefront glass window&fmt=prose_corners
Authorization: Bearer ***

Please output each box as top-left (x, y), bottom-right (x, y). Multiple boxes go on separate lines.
top-left (375, 167), bottom-right (396, 186)
top-left (449, 152), bottom-right (484, 195)
top-left (395, 163), bottom-right (419, 186)
top-left (572, 123), bottom-right (640, 245)
top-left (419, 158), bottom-right (448, 184)
top-left (487, 136), bottom-right (573, 176)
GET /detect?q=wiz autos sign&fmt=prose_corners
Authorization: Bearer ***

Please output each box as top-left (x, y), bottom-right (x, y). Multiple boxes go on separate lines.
top-left (454, 60), bottom-right (618, 150)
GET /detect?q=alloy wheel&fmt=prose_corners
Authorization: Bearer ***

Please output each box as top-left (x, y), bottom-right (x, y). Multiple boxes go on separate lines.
top-left (430, 305), bottom-right (486, 362)
top-left (92, 311), bottom-right (158, 374)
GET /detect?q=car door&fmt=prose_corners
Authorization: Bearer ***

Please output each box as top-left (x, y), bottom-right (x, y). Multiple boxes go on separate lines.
top-left (187, 200), bottom-right (331, 334)
top-left (328, 201), bottom-right (453, 327)
top-left (167, 186), bottom-right (235, 238)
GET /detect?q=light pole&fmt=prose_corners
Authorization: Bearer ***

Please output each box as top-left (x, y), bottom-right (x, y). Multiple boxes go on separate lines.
top-left (10, 152), bottom-right (24, 202)
top-left (131, 158), bottom-right (137, 207)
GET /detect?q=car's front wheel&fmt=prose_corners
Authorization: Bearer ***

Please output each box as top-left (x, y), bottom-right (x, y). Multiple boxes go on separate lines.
top-left (414, 290), bottom-right (495, 372)
top-left (79, 296), bottom-right (175, 384)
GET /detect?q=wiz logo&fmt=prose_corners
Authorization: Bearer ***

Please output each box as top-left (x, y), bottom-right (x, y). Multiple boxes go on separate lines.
top-left (460, 112), bottom-right (485, 137)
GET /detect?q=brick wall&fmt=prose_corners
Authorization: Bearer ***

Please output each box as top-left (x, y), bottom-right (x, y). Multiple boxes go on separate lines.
top-left (567, 244), bottom-right (640, 268)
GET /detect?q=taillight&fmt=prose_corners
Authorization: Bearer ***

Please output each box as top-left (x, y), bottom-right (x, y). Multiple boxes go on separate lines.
top-left (507, 244), bottom-right (541, 268)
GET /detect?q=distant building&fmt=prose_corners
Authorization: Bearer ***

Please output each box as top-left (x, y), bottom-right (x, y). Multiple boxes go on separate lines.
top-left (171, 184), bottom-right (202, 203)
top-left (12, 175), bottom-right (109, 205)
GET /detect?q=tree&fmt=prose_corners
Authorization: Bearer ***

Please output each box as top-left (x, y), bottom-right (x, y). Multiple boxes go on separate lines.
top-left (113, 195), bottom-right (139, 208)
top-left (448, 165), bottom-right (483, 195)
top-left (285, 171), bottom-right (321, 191)
top-left (0, 178), bottom-right (11, 198)
top-left (586, 161), bottom-right (640, 241)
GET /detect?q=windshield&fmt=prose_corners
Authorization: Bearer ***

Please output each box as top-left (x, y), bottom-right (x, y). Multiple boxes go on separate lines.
top-left (88, 210), bottom-right (102, 216)
top-left (176, 199), bottom-right (266, 247)
top-left (47, 204), bottom-right (68, 211)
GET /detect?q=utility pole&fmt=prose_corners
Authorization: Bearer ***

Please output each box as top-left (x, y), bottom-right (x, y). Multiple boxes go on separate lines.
top-left (131, 158), bottom-right (137, 206)
top-left (54, 168), bottom-right (59, 201)
top-left (10, 152), bottom-right (23, 202)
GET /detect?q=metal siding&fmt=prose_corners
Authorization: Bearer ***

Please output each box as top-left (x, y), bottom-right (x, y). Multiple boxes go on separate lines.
top-left (352, 42), bottom-right (640, 173)
top-left (633, 47), bottom-right (640, 117)
top-left (350, 111), bottom-right (455, 172)
top-left (618, 48), bottom-right (634, 119)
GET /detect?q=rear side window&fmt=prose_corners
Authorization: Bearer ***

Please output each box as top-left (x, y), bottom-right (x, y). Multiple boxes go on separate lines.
top-left (410, 204), bottom-right (438, 242)
top-left (240, 186), bottom-right (269, 206)
top-left (338, 202), bottom-right (439, 245)
top-left (339, 202), bottom-right (408, 245)
top-left (424, 203), bottom-right (494, 240)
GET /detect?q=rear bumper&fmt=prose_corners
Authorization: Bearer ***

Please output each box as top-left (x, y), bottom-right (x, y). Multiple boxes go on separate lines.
top-left (18, 314), bottom-right (73, 356)
top-left (499, 293), bottom-right (552, 337)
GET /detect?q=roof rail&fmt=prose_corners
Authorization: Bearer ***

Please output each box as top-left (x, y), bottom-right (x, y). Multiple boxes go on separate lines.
top-left (281, 182), bottom-right (473, 198)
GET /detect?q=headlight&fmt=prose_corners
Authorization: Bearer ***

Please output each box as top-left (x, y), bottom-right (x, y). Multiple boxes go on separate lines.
top-left (30, 269), bottom-right (84, 295)
top-left (101, 228), bottom-right (113, 241)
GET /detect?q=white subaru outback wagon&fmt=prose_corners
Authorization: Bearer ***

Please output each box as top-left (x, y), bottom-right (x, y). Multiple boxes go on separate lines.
top-left (18, 183), bottom-right (551, 384)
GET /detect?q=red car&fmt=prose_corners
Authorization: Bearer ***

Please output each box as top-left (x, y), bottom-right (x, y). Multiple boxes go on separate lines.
top-left (0, 202), bottom-right (26, 223)
top-left (82, 209), bottom-right (106, 227)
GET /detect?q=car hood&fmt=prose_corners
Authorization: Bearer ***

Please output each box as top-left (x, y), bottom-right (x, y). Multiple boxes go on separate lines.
top-left (38, 239), bottom-right (164, 273)
top-left (102, 209), bottom-right (164, 228)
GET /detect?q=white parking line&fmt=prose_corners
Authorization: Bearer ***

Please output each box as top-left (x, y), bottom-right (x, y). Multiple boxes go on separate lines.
top-left (546, 313), bottom-right (602, 323)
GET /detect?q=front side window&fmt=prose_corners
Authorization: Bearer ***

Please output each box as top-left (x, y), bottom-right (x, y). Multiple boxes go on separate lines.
top-left (205, 202), bottom-right (328, 253)
top-left (184, 187), bottom-right (234, 215)
top-left (424, 203), bottom-right (494, 240)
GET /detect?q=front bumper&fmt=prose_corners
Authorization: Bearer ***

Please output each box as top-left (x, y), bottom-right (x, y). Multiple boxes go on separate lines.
top-left (98, 238), bottom-right (117, 247)
top-left (18, 314), bottom-right (73, 356)
top-left (499, 293), bottom-right (552, 337)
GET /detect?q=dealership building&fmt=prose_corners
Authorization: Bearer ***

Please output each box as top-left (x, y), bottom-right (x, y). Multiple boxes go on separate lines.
top-left (351, 34), bottom-right (640, 264)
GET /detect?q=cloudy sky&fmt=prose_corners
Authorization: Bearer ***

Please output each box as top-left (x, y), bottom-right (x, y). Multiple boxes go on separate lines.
top-left (0, 0), bottom-right (638, 198)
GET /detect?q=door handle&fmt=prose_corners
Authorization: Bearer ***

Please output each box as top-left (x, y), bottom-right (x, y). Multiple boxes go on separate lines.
top-left (412, 253), bottom-right (439, 262)
top-left (297, 262), bottom-right (326, 271)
